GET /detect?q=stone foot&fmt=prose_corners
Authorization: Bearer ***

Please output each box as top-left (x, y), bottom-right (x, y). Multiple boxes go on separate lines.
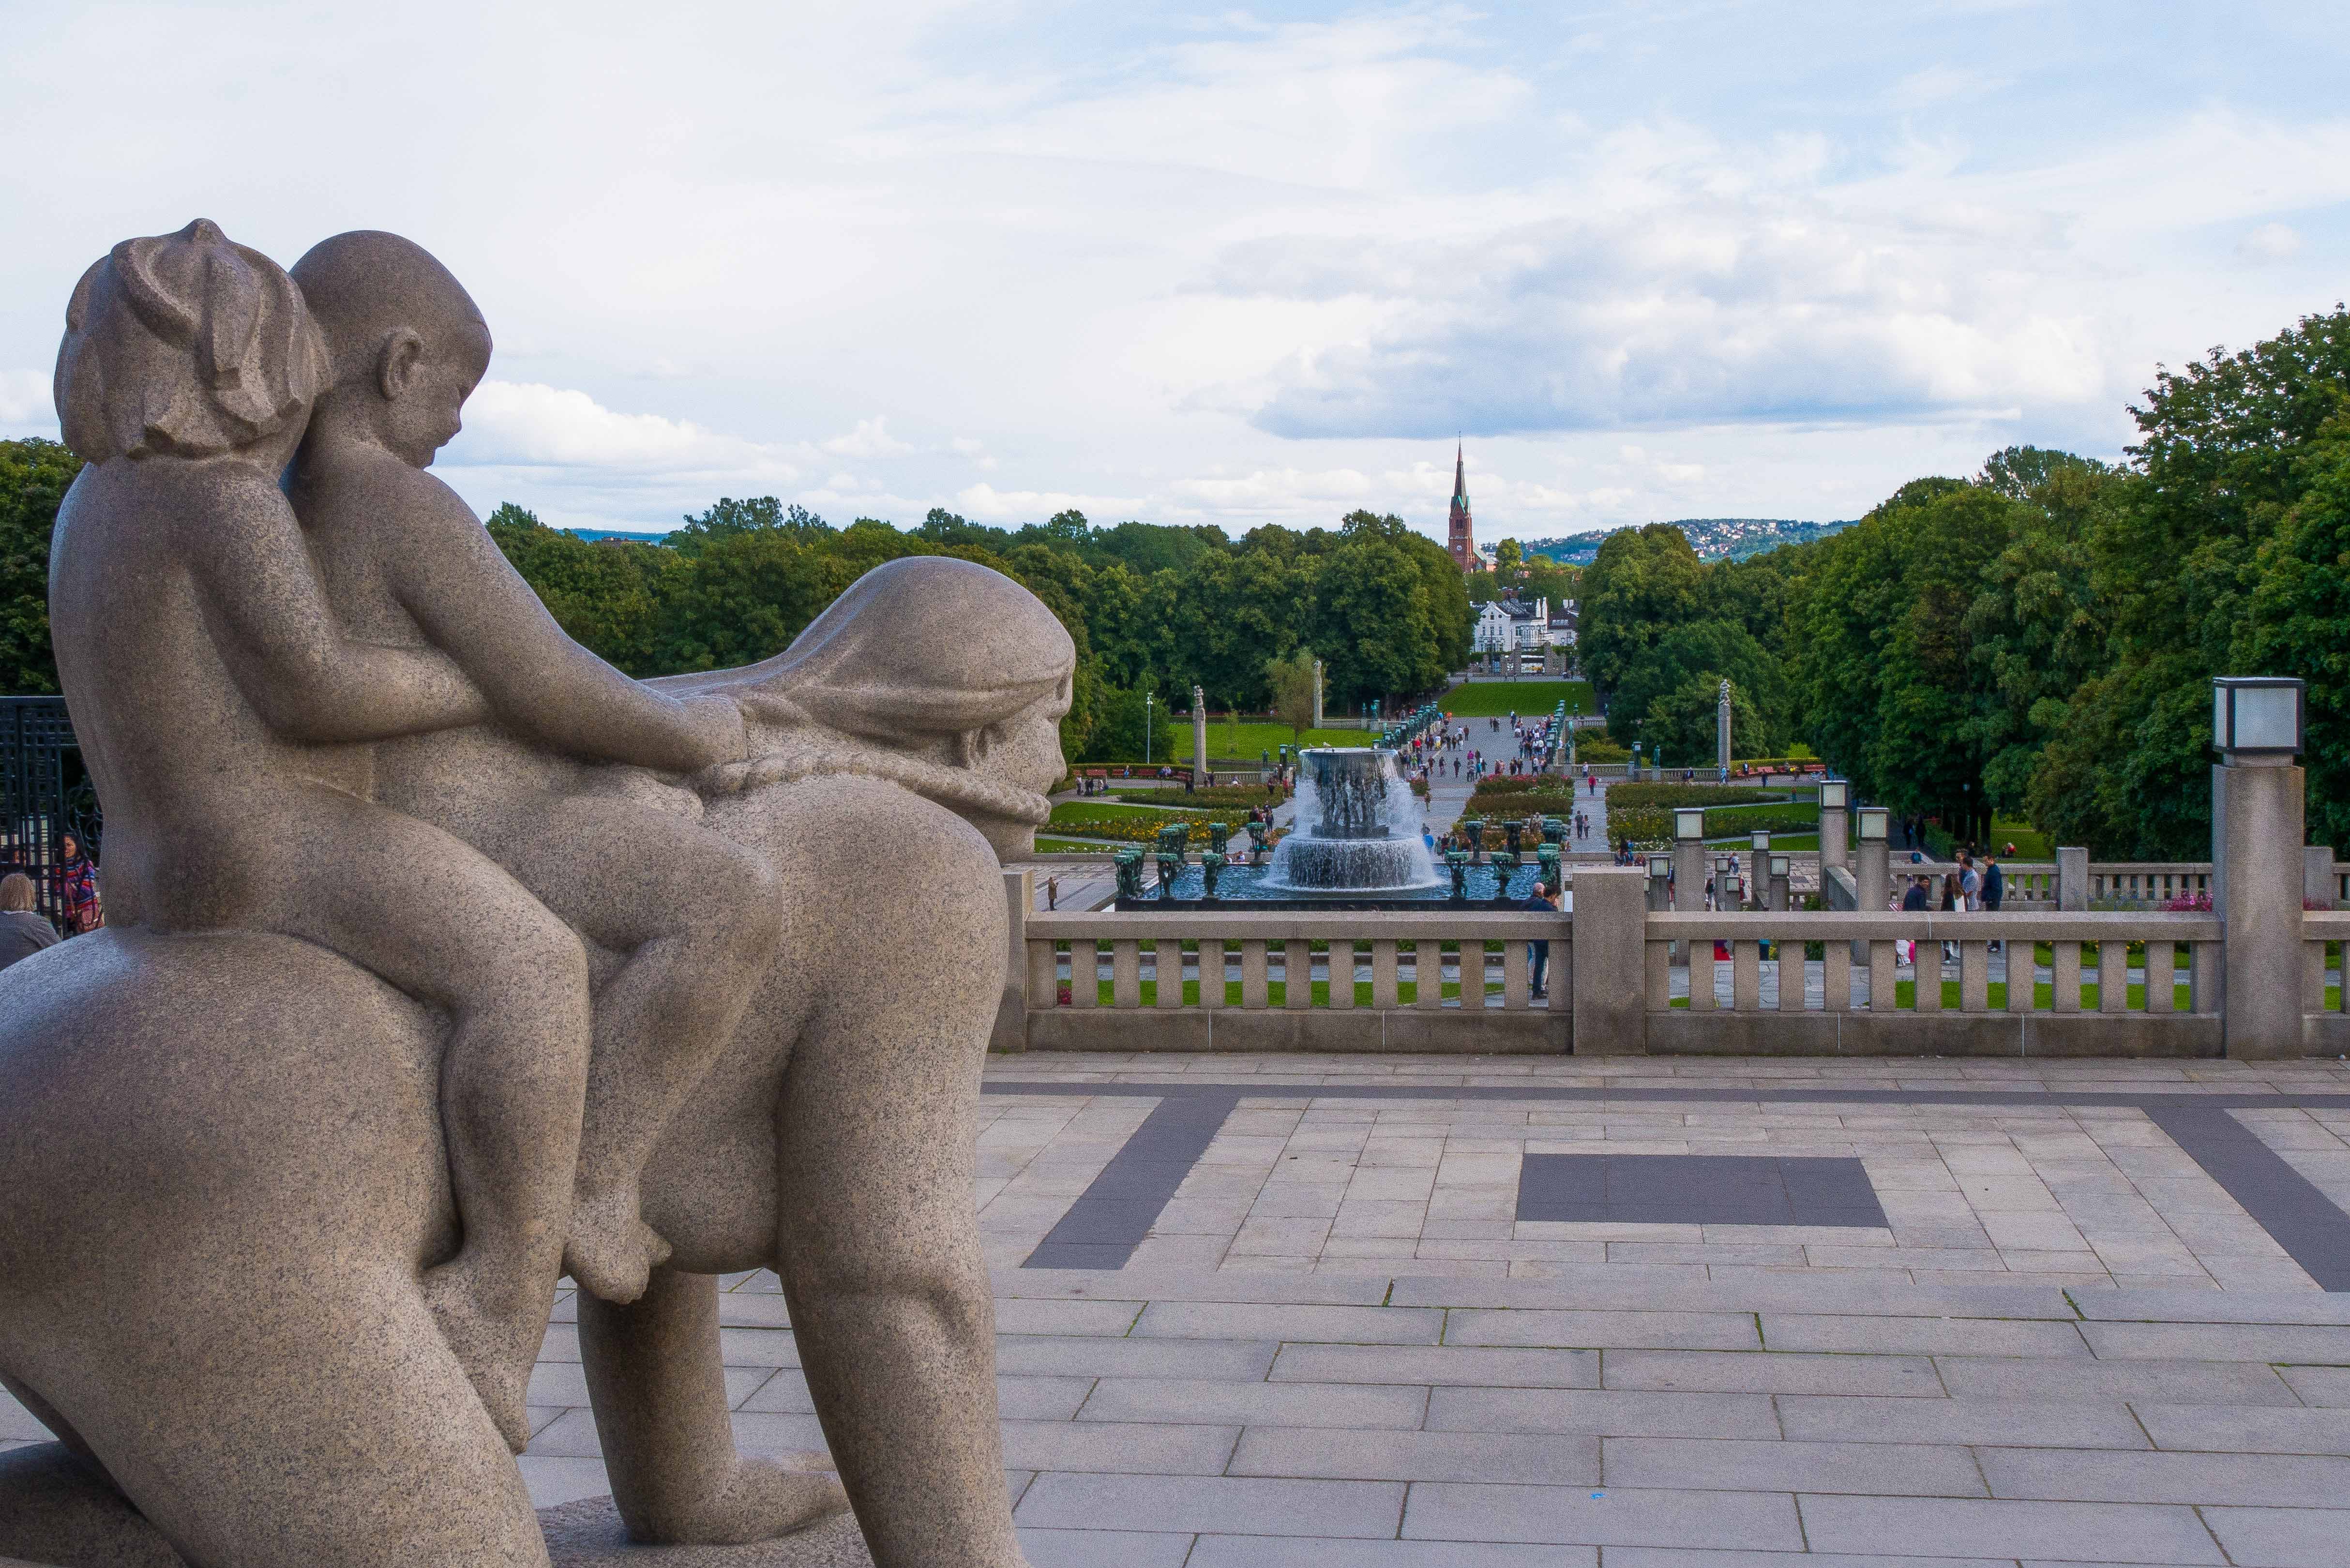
top-left (420, 1259), bottom-right (538, 1453)
top-left (542, 1493), bottom-right (873, 1568)
top-left (639, 1456), bottom-right (851, 1547)
top-left (565, 1184), bottom-right (674, 1305)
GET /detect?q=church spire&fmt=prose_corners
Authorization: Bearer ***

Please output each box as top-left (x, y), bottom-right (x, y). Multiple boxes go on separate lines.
top-left (1447, 441), bottom-right (1476, 572)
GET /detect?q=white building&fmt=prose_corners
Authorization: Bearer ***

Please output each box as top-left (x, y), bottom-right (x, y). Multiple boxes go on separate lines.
top-left (1473, 593), bottom-right (1549, 653)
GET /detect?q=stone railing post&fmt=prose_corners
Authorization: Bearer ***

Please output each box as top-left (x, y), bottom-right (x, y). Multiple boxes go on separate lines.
top-left (2305, 845), bottom-right (2336, 910)
top-left (1672, 812), bottom-right (1705, 913)
top-left (2214, 755), bottom-right (2307, 1058)
top-left (1818, 779), bottom-right (1850, 875)
top-left (991, 867), bottom-right (1032, 1052)
top-left (2056, 847), bottom-right (2088, 911)
top-left (1572, 866), bottom-right (1647, 1055)
top-left (1854, 807), bottom-right (1888, 913)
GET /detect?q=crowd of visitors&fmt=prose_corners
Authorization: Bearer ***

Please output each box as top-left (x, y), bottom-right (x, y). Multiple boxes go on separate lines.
top-left (0, 831), bottom-right (103, 974)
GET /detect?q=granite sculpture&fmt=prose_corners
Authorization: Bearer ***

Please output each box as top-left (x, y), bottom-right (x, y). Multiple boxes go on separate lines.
top-left (0, 221), bottom-right (1066, 1568)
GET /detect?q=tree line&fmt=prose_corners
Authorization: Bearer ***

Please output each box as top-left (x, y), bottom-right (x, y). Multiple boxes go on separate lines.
top-left (1577, 305), bottom-right (2350, 857)
top-left (0, 460), bottom-right (1472, 765)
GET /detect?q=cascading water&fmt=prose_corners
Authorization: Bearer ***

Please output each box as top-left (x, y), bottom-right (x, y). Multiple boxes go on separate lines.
top-left (1261, 747), bottom-right (1443, 894)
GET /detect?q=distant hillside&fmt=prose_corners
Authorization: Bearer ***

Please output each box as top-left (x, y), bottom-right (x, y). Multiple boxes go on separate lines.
top-left (1516, 518), bottom-right (1853, 565)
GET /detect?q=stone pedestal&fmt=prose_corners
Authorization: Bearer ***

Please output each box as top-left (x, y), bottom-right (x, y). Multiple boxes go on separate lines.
top-left (991, 867), bottom-right (1031, 1052)
top-left (1854, 841), bottom-right (1888, 914)
top-left (1571, 866), bottom-right (1647, 1055)
top-left (2214, 759), bottom-right (2308, 1058)
top-left (1818, 807), bottom-right (1849, 875)
top-left (543, 1499), bottom-right (871, 1567)
top-left (2056, 846), bottom-right (2088, 910)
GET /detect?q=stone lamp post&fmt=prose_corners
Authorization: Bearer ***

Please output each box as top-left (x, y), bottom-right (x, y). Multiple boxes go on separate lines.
top-left (1749, 830), bottom-right (1771, 910)
top-left (1855, 806), bottom-right (1889, 912)
top-left (1646, 853), bottom-right (1672, 914)
top-left (2212, 676), bottom-right (2308, 1057)
top-left (1768, 852), bottom-right (1791, 912)
top-left (1819, 778), bottom-right (1850, 874)
top-left (1672, 807), bottom-right (1707, 914)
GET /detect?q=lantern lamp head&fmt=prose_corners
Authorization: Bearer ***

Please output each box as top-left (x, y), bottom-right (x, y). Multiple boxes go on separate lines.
top-left (1820, 778), bottom-right (1849, 811)
top-left (1674, 806), bottom-right (1705, 841)
top-left (2212, 677), bottom-right (2304, 760)
top-left (1857, 806), bottom-right (1889, 843)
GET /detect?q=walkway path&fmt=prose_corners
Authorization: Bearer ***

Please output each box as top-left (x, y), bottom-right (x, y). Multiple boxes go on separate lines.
top-left (466, 1052), bottom-right (2350, 1566)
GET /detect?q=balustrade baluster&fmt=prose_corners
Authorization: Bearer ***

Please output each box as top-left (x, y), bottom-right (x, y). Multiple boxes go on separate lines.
top-left (1960, 941), bottom-right (1988, 1011)
top-left (2192, 940), bottom-right (2221, 1014)
top-left (1690, 937), bottom-right (1718, 1012)
top-left (2099, 940), bottom-right (2128, 1015)
top-left (1070, 939), bottom-right (1100, 1009)
top-left (1644, 941), bottom-right (1671, 1011)
top-left (1552, 939), bottom-right (1572, 1014)
top-left (1732, 940), bottom-right (1761, 1011)
top-left (1503, 939), bottom-right (1528, 1009)
top-left (1914, 936), bottom-right (1944, 1013)
top-left (2005, 934), bottom-right (2034, 1014)
top-left (1777, 934), bottom-right (1803, 1012)
top-left (1823, 942), bottom-right (1852, 1012)
top-left (1198, 940), bottom-right (1225, 1010)
top-left (1416, 940), bottom-right (1445, 1011)
top-left (1155, 939), bottom-right (1184, 1009)
top-left (1112, 940), bottom-right (1141, 1009)
top-left (2052, 942), bottom-right (2081, 1013)
top-left (2145, 939), bottom-right (2176, 1014)
top-left (1371, 940), bottom-right (1400, 1009)
top-left (1028, 939), bottom-right (1059, 1010)
top-left (1239, 940), bottom-right (1268, 1009)
top-left (2306, 939), bottom-right (2328, 1016)
top-left (1284, 940), bottom-right (1311, 1010)
top-left (1328, 941), bottom-right (1356, 1009)
top-left (1868, 940), bottom-right (1897, 1012)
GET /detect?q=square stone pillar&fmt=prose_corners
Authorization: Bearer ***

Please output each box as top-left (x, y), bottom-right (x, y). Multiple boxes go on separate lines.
top-left (991, 867), bottom-right (1031, 1052)
top-left (2305, 845), bottom-right (2336, 910)
top-left (1672, 816), bottom-right (1706, 914)
top-left (1854, 840), bottom-right (1888, 914)
top-left (2056, 846), bottom-right (2088, 910)
top-left (1571, 866), bottom-right (1647, 1055)
top-left (2215, 759), bottom-right (2308, 1057)
top-left (1818, 806), bottom-right (1849, 875)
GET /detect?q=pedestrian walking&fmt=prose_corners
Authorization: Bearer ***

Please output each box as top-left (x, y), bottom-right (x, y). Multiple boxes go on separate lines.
top-left (1523, 878), bottom-right (1559, 998)
top-left (0, 872), bottom-right (60, 971)
top-left (50, 833), bottom-right (101, 935)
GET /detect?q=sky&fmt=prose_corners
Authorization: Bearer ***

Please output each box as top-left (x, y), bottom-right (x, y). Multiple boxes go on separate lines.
top-left (3, 1), bottom-right (2346, 546)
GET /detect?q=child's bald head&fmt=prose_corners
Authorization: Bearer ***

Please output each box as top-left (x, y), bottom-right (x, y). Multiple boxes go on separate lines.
top-left (293, 231), bottom-right (489, 379)
top-left (290, 231), bottom-right (489, 466)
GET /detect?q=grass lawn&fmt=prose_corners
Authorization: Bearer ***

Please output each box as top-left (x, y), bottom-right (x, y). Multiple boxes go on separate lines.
top-left (1048, 800), bottom-right (1216, 828)
top-left (1990, 818), bottom-right (2056, 859)
top-left (1032, 837), bottom-right (1116, 853)
top-left (1441, 679), bottom-right (1595, 718)
top-left (1171, 723), bottom-right (1371, 761)
top-left (1672, 981), bottom-right (2195, 1009)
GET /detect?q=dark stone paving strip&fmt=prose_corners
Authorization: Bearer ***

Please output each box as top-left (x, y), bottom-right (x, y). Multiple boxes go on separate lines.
top-left (1517, 1153), bottom-right (1889, 1229)
top-left (1021, 1093), bottom-right (1242, 1269)
top-left (986, 1081), bottom-right (2350, 1288)
top-left (2145, 1106), bottom-right (2350, 1292)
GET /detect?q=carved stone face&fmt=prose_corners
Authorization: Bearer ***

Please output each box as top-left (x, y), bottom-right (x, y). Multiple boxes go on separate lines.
top-left (956, 685), bottom-right (1070, 858)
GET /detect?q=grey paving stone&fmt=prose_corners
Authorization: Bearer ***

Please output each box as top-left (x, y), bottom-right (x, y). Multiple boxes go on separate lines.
top-left (2078, 1320), bottom-right (2350, 1363)
top-left (1000, 1419), bottom-right (1239, 1476)
top-left (992, 1266), bottom-right (1392, 1306)
top-left (1447, 1310), bottom-right (1762, 1351)
top-left (1270, 1343), bottom-right (1599, 1388)
top-left (1776, 1396), bottom-right (2148, 1449)
top-left (1188, 1539), bottom-right (1589, 1567)
top-left (1015, 1473), bottom-right (1406, 1539)
top-left (1079, 1377), bottom-right (1429, 1429)
top-left (524, 1361), bottom-right (772, 1410)
top-left (2132, 1402), bottom-right (2350, 1455)
top-left (1427, 1387), bottom-right (1779, 1439)
top-left (1796, 1496), bottom-right (2224, 1563)
top-left (1386, 1271), bottom-right (2068, 1320)
top-left (1602, 1436), bottom-right (1986, 1497)
top-left (737, 1369), bottom-right (1095, 1420)
top-left (1016, 1527), bottom-right (1197, 1568)
top-left (2277, 1365), bottom-right (2350, 1405)
top-left (1228, 1426), bottom-right (1599, 1485)
top-left (1606, 1554), bottom-right (2018, 1568)
top-left (1604, 1350), bottom-right (1943, 1396)
top-left (716, 1326), bottom-right (799, 1366)
top-left (1403, 1482), bottom-right (1802, 1550)
top-left (1133, 1301), bottom-right (1446, 1345)
top-left (993, 1297), bottom-right (1147, 1336)
top-left (2070, 1289), bottom-right (2350, 1326)
top-left (0, 1391), bottom-right (48, 1442)
top-left (1935, 1357), bottom-right (2298, 1405)
top-left (715, 1292), bottom-right (794, 1327)
top-left (2198, 1506), bottom-right (2350, 1568)
top-left (1760, 1315), bottom-right (2091, 1358)
top-left (996, 1334), bottom-right (1279, 1381)
top-left (1976, 1446), bottom-right (2350, 1506)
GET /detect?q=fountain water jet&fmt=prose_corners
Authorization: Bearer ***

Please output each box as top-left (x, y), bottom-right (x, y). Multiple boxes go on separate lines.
top-left (1262, 747), bottom-right (1442, 894)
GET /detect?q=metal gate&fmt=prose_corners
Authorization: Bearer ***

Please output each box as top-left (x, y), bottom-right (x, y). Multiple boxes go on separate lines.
top-left (2, 696), bottom-right (100, 927)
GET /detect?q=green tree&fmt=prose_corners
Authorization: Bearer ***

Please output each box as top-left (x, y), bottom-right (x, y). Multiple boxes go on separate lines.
top-left (0, 438), bottom-right (81, 694)
top-left (1265, 646), bottom-right (1318, 737)
top-left (1079, 682), bottom-right (1173, 763)
top-left (1640, 673), bottom-right (1764, 769)
top-left (1578, 525), bottom-right (1705, 706)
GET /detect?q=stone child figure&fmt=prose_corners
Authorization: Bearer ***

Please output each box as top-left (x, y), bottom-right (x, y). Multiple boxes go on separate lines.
top-left (46, 220), bottom-right (603, 1448)
top-left (283, 232), bottom-right (788, 1314)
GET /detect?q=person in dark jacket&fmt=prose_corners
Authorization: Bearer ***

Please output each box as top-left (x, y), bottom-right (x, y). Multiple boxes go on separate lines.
top-left (1523, 879), bottom-right (1560, 997)
top-left (0, 872), bottom-right (60, 971)
top-left (1982, 856), bottom-right (2005, 911)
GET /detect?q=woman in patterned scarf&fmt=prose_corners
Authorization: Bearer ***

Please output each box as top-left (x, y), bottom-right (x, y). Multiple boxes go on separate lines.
top-left (51, 831), bottom-right (102, 935)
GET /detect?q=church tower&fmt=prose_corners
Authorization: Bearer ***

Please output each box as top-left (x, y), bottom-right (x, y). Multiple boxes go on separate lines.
top-left (1447, 443), bottom-right (1478, 571)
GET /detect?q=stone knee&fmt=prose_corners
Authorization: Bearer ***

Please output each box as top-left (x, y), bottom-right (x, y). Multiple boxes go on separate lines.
top-left (472, 909), bottom-right (593, 1069)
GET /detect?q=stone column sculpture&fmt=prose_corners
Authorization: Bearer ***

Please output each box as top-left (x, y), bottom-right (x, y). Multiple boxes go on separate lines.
top-left (1191, 684), bottom-right (1208, 787)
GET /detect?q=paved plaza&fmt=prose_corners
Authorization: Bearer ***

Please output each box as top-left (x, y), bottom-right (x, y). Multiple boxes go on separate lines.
top-left (16, 1051), bottom-right (2350, 1564)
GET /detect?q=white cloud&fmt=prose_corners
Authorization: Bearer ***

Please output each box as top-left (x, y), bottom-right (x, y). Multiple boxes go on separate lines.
top-left (955, 482), bottom-right (1145, 522)
top-left (0, 369), bottom-right (52, 428)
top-left (2239, 222), bottom-right (2305, 263)
top-left (448, 381), bottom-right (799, 480)
top-left (823, 417), bottom-right (913, 458)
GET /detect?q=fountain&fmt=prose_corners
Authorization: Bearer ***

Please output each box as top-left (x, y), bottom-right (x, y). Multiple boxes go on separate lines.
top-left (1261, 747), bottom-right (1443, 895)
